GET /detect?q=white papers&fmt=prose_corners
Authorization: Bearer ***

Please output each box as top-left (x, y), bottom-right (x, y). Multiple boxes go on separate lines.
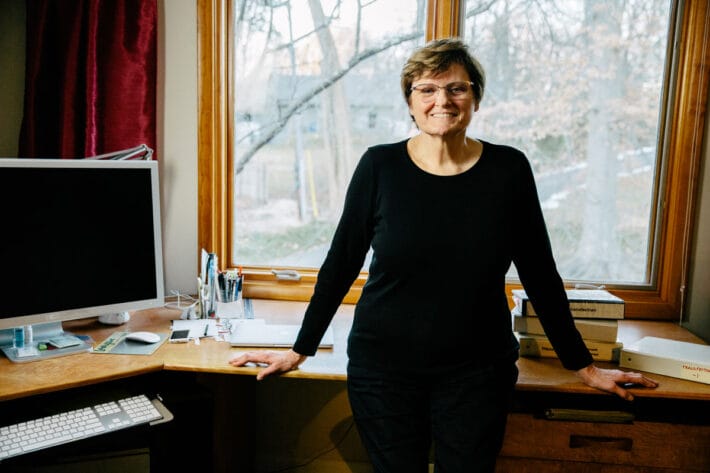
top-left (171, 319), bottom-right (218, 339)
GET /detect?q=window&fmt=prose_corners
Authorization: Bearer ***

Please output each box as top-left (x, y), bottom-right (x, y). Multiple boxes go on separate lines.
top-left (464, 1), bottom-right (670, 284)
top-left (198, 0), bottom-right (710, 319)
top-left (231, 0), bottom-right (424, 269)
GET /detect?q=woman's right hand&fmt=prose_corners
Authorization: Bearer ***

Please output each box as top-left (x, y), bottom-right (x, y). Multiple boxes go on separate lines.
top-left (228, 348), bottom-right (307, 380)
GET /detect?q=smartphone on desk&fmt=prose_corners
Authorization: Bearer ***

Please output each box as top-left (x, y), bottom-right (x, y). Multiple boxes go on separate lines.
top-left (169, 330), bottom-right (191, 343)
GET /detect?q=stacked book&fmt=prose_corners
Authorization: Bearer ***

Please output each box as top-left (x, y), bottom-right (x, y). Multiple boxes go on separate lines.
top-left (512, 289), bottom-right (624, 362)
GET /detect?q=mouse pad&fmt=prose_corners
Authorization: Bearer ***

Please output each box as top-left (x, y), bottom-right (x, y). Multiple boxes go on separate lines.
top-left (93, 331), bottom-right (168, 355)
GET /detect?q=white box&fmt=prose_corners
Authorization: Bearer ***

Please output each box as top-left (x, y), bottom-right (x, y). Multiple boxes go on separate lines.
top-left (619, 336), bottom-right (710, 385)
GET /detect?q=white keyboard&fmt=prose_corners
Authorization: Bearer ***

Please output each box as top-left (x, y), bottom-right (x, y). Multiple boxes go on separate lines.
top-left (0, 394), bottom-right (164, 460)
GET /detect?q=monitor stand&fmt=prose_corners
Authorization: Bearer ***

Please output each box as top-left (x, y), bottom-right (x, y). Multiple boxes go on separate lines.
top-left (0, 322), bottom-right (93, 363)
top-left (97, 311), bottom-right (131, 325)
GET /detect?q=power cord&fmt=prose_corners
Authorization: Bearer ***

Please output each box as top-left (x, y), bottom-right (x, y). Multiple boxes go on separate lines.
top-left (164, 290), bottom-right (198, 318)
top-left (259, 420), bottom-right (356, 473)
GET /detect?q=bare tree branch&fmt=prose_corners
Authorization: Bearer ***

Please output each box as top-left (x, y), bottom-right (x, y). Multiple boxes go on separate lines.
top-left (235, 31), bottom-right (422, 175)
top-left (465, 0), bottom-right (497, 17)
top-left (271, 1), bottom-right (341, 53)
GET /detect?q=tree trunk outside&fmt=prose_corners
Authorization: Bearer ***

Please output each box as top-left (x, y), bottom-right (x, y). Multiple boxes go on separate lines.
top-left (308, 0), bottom-right (355, 217)
top-left (576, 1), bottom-right (624, 279)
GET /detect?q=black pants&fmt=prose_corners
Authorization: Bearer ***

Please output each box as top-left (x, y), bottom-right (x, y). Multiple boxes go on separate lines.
top-left (347, 357), bottom-right (519, 473)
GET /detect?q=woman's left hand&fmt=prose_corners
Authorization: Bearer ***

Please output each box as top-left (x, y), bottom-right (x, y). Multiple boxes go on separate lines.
top-left (576, 363), bottom-right (658, 401)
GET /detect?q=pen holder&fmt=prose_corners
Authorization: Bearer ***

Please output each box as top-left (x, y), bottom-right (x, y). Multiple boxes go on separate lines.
top-left (216, 300), bottom-right (244, 319)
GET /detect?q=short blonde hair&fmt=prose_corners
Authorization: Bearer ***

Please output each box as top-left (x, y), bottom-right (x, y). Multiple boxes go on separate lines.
top-left (401, 38), bottom-right (485, 104)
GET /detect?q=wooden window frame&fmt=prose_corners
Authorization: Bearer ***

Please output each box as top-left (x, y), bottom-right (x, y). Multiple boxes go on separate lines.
top-left (197, 0), bottom-right (710, 320)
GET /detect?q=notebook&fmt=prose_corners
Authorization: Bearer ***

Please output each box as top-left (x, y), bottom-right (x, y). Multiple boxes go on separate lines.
top-left (229, 322), bottom-right (335, 348)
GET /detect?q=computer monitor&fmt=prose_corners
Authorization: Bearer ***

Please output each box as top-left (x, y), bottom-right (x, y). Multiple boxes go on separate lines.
top-left (0, 158), bottom-right (164, 362)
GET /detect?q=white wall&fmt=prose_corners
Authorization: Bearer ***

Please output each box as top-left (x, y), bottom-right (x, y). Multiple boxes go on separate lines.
top-left (686, 104), bottom-right (710, 340)
top-left (158, 0), bottom-right (199, 294)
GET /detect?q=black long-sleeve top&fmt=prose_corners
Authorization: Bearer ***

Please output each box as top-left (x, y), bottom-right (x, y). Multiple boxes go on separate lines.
top-left (293, 139), bottom-right (593, 374)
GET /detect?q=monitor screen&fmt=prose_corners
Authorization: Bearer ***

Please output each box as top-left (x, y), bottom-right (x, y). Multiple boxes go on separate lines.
top-left (0, 158), bottom-right (164, 332)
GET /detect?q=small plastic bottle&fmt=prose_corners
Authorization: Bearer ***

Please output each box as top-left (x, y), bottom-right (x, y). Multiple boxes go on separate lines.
top-left (13, 326), bottom-right (24, 349)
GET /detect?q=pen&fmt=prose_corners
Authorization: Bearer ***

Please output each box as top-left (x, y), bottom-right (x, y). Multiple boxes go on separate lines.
top-left (204, 323), bottom-right (209, 337)
top-left (222, 269), bottom-right (239, 302)
top-left (207, 253), bottom-right (217, 317)
top-left (197, 277), bottom-right (204, 317)
top-left (218, 272), bottom-right (226, 301)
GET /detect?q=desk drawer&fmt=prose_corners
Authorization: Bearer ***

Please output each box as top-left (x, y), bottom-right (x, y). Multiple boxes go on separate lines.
top-left (499, 413), bottom-right (710, 471)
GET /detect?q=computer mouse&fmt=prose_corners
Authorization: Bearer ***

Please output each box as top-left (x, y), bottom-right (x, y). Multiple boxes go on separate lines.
top-left (125, 331), bottom-right (161, 344)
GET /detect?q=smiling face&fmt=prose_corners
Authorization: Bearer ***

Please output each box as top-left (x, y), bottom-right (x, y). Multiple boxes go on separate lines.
top-left (407, 63), bottom-right (479, 139)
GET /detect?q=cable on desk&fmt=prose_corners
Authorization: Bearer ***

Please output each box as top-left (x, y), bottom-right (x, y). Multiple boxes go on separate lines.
top-left (164, 290), bottom-right (198, 318)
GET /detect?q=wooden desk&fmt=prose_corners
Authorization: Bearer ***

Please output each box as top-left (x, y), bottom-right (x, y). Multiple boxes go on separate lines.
top-left (1, 300), bottom-right (709, 472)
top-left (0, 310), bottom-right (169, 401)
top-left (3, 299), bottom-right (708, 400)
top-left (161, 300), bottom-right (352, 380)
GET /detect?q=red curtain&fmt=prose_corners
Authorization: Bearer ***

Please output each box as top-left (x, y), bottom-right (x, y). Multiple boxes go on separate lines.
top-left (19, 0), bottom-right (157, 159)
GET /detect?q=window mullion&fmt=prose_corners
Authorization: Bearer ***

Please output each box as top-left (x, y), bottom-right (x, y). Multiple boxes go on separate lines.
top-left (427, 0), bottom-right (464, 40)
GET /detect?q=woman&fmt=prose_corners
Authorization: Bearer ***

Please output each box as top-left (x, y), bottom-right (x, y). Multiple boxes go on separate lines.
top-left (230, 38), bottom-right (657, 472)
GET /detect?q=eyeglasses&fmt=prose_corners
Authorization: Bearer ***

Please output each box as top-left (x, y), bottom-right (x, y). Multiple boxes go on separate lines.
top-left (410, 81), bottom-right (474, 102)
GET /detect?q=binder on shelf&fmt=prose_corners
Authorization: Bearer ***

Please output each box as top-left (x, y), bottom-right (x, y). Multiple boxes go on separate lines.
top-left (512, 289), bottom-right (624, 319)
top-left (512, 311), bottom-right (618, 342)
top-left (517, 333), bottom-right (623, 362)
top-left (619, 336), bottom-right (710, 385)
